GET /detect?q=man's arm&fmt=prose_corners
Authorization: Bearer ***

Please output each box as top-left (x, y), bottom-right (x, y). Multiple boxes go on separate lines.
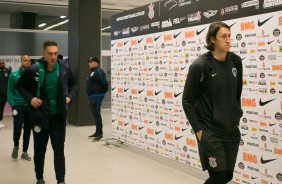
top-left (16, 67), bottom-right (35, 103)
top-left (7, 72), bottom-right (16, 108)
top-left (182, 60), bottom-right (203, 139)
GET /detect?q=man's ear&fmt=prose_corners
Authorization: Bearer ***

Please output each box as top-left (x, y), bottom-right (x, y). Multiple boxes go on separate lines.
top-left (211, 36), bottom-right (215, 43)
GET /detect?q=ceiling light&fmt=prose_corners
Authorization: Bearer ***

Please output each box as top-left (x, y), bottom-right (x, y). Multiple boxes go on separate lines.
top-left (38, 23), bottom-right (46, 27)
top-left (101, 26), bottom-right (111, 31)
top-left (60, 15), bottom-right (66, 18)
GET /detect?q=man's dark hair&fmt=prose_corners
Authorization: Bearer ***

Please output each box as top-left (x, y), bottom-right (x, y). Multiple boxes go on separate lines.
top-left (43, 41), bottom-right (58, 50)
top-left (205, 21), bottom-right (230, 51)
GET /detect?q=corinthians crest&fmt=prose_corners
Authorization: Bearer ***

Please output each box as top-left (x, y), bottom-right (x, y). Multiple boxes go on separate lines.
top-left (208, 157), bottom-right (217, 168)
top-left (148, 3), bottom-right (155, 19)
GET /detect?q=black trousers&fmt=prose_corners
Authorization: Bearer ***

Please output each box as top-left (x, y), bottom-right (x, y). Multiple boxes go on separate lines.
top-left (33, 113), bottom-right (65, 183)
top-left (0, 93), bottom-right (7, 121)
top-left (88, 95), bottom-right (105, 135)
top-left (13, 105), bottom-right (31, 152)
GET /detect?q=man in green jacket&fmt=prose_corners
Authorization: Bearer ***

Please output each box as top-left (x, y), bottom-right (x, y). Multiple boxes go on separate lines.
top-left (7, 55), bottom-right (32, 161)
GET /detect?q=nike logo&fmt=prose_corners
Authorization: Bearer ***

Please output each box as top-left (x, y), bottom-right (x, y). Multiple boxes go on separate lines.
top-left (241, 57), bottom-right (246, 61)
top-left (260, 156), bottom-right (277, 164)
top-left (182, 128), bottom-right (187, 131)
top-left (279, 90), bottom-right (282, 94)
top-left (124, 40), bottom-right (129, 45)
top-left (174, 92), bottom-right (182, 98)
top-left (111, 42), bottom-right (116, 47)
top-left (196, 27), bottom-right (206, 35)
top-left (124, 123), bottom-right (129, 126)
top-left (229, 22), bottom-right (236, 28)
top-left (149, 121), bottom-right (153, 124)
top-left (268, 40), bottom-right (274, 45)
top-left (138, 89), bottom-right (144, 94)
top-left (155, 90), bottom-right (162, 96)
top-left (175, 135), bottom-right (183, 140)
top-left (149, 67), bottom-right (153, 71)
top-left (211, 73), bottom-right (218, 77)
top-left (169, 108), bottom-right (173, 111)
top-left (251, 176), bottom-right (258, 180)
top-left (138, 126), bottom-right (145, 130)
top-left (124, 88), bottom-right (129, 92)
top-left (111, 87), bottom-right (116, 91)
top-left (269, 123), bottom-right (276, 126)
top-left (138, 38), bottom-right (144, 44)
top-left (259, 98), bottom-right (275, 106)
top-left (155, 130), bottom-right (162, 135)
top-left (154, 35), bottom-right (161, 41)
top-left (181, 66), bottom-right (187, 70)
top-left (258, 16), bottom-right (273, 27)
top-left (174, 31), bottom-right (182, 39)
top-left (241, 133), bottom-right (248, 136)
top-left (112, 119), bottom-right (116, 123)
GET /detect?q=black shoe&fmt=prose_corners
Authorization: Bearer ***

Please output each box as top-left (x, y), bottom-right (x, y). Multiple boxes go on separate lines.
top-left (92, 135), bottom-right (103, 141)
top-left (88, 133), bottom-right (97, 139)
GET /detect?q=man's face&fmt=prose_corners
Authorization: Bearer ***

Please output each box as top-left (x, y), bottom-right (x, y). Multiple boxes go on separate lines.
top-left (0, 60), bottom-right (4, 69)
top-left (212, 27), bottom-right (231, 53)
top-left (21, 56), bottom-right (31, 69)
top-left (88, 61), bottom-right (98, 69)
top-left (42, 46), bottom-right (58, 66)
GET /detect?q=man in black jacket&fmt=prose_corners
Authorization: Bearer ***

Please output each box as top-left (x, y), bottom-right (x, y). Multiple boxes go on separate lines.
top-left (0, 59), bottom-right (11, 128)
top-left (182, 21), bottom-right (243, 184)
top-left (16, 41), bottom-right (78, 184)
top-left (86, 57), bottom-right (108, 141)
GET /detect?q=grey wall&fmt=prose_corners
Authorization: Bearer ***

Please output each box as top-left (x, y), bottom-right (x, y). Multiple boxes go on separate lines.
top-left (0, 13), bottom-right (10, 28)
top-left (0, 31), bottom-right (68, 56)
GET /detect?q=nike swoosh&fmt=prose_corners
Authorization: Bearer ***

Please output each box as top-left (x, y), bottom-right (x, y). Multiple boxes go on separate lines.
top-left (280, 90), bottom-right (282, 94)
top-left (269, 123), bottom-right (276, 126)
top-left (174, 92), bottom-right (182, 98)
top-left (175, 135), bottom-right (183, 140)
top-left (179, 49), bottom-right (182, 52)
top-left (258, 16), bottom-right (273, 27)
top-left (138, 126), bottom-right (145, 130)
top-left (111, 87), bottom-right (116, 91)
top-left (149, 67), bottom-right (153, 71)
top-left (155, 90), bottom-right (162, 96)
top-left (268, 40), bottom-right (274, 45)
top-left (138, 89), bottom-right (144, 94)
top-left (251, 176), bottom-right (258, 180)
top-left (229, 22), bottom-right (236, 28)
top-left (124, 88), bottom-right (129, 92)
top-left (241, 57), bottom-right (246, 61)
top-left (241, 133), bottom-right (248, 136)
top-left (154, 35), bottom-right (161, 41)
top-left (155, 130), bottom-right (162, 135)
top-left (149, 121), bottom-right (153, 124)
top-left (169, 108), bottom-right (173, 111)
top-left (111, 42), bottom-right (116, 47)
top-left (112, 119), bottom-right (116, 123)
top-left (196, 27), bottom-right (206, 35)
top-left (124, 40), bottom-right (129, 45)
top-left (124, 123), bottom-right (129, 126)
top-left (181, 66), bottom-right (187, 70)
top-left (138, 38), bottom-right (144, 44)
top-left (260, 156), bottom-right (277, 164)
top-left (174, 31), bottom-right (182, 39)
top-left (212, 73), bottom-right (217, 77)
top-left (182, 128), bottom-right (187, 131)
top-left (259, 98), bottom-right (275, 106)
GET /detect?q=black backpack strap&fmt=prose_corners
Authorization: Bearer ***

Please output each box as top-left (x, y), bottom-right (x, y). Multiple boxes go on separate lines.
top-left (230, 52), bottom-right (243, 105)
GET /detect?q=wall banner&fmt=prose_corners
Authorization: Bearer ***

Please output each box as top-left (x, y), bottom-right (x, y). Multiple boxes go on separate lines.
top-left (111, 1), bottom-right (282, 184)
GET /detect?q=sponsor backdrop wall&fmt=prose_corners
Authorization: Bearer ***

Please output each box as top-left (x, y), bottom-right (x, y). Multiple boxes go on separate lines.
top-left (111, 0), bottom-right (282, 183)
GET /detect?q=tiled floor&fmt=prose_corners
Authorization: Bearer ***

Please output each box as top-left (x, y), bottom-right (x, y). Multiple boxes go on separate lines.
top-left (0, 109), bottom-right (205, 184)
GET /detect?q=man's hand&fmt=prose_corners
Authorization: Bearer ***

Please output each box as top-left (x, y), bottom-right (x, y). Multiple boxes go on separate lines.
top-left (196, 130), bottom-right (203, 141)
top-left (31, 97), bottom-right (43, 109)
top-left (66, 97), bottom-right (71, 104)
